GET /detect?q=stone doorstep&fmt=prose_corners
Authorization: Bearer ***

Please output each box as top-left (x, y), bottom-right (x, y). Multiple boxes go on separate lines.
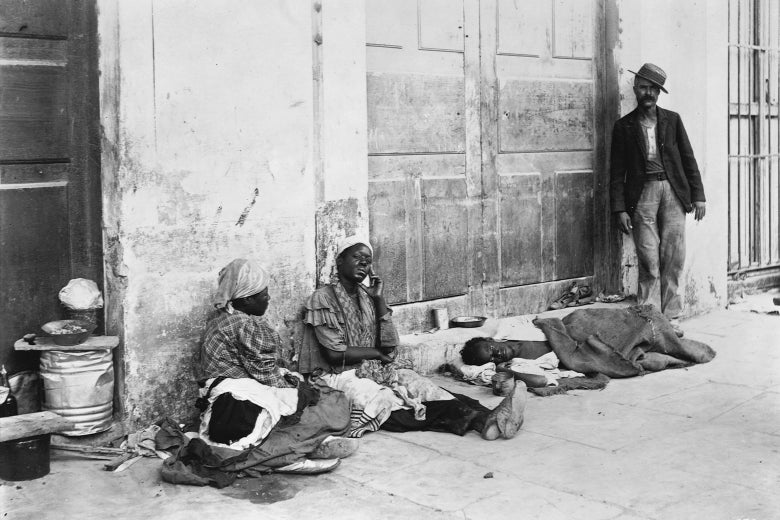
top-left (398, 301), bottom-right (632, 375)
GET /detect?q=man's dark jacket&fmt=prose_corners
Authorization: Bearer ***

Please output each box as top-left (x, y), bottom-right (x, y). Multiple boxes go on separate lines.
top-left (609, 106), bottom-right (706, 216)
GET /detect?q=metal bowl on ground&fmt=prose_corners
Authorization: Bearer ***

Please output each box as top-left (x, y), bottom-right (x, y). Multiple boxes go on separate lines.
top-left (41, 320), bottom-right (97, 346)
top-left (449, 316), bottom-right (487, 328)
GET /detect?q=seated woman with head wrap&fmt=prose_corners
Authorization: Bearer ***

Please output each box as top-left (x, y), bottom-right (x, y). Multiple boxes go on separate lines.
top-left (196, 258), bottom-right (356, 474)
top-left (298, 236), bottom-right (527, 441)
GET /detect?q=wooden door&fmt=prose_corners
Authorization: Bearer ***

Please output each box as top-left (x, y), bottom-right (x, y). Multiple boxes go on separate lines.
top-left (489, 0), bottom-right (600, 312)
top-left (0, 0), bottom-right (102, 373)
top-left (366, 0), bottom-right (481, 309)
top-left (366, 0), bottom-right (606, 321)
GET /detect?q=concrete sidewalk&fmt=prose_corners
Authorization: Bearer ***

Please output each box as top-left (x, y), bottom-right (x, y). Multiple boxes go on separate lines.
top-left (2, 306), bottom-right (779, 520)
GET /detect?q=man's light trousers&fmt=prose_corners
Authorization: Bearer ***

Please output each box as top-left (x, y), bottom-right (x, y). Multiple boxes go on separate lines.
top-left (631, 179), bottom-right (686, 318)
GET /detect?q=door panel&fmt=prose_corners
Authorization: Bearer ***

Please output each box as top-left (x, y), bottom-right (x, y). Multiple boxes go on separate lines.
top-left (0, 1), bottom-right (69, 35)
top-left (0, 67), bottom-right (69, 159)
top-left (500, 173), bottom-right (542, 286)
top-left (498, 79), bottom-right (594, 152)
top-left (367, 180), bottom-right (408, 302)
top-left (0, 0), bottom-right (102, 373)
top-left (421, 178), bottom-right (469, 299)
top-left (555, 170), bottom-right (595, 279)
top-left (418, 0), bottom-right (464, 52)
top-left (552, 0), bottom-right (593, 59)
top-left (496, 0), bottom-right (545, 57)
top-left (367, 73), bottom-right (465, 154)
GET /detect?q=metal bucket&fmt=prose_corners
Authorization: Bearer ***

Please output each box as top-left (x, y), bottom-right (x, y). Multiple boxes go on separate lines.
top-left (0, 434), bottom-right (50, 481)
top-left (40, 350), bottom-right (114, 436)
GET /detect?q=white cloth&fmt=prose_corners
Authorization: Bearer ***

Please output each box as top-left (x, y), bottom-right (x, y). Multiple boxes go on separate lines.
top-left (336, 235), bottom-right (373, 258)
top-left (642, 122), bottom-right (659, 160)
top-left (214, 258), bottom-right (269, 314)
top-left (458, 353), bottom-right (585, 388)
top-left (493, 315), bottom-right (548, 342)
top-left (507, 352), bottom-right (584, 387)
top-left (198, 377), bottom-right (299, 451)
top-left (320, 369), bottom-right (408, 428)
top-left (395, 368), bottom-right (455, 420)
top-left (458, 362), bottom-right (497, 385)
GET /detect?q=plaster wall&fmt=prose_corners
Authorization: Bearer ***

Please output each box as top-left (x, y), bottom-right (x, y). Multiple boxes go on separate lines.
top-left (314, 1), bottom-right (371, 284)
top-left (613, 0), bottom-right (729, 315)
top-left (97, 0), bottom-right (325, 427)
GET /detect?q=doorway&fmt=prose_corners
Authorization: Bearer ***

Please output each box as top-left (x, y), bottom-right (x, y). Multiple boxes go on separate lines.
top-left (365, 0), bottom-right (611, 322)
top-left (0, 0), bottom-right (103, 373)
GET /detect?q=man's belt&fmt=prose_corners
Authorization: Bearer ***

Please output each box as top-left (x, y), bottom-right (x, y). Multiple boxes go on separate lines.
top-left (644, 171), bottom-right (667, 181)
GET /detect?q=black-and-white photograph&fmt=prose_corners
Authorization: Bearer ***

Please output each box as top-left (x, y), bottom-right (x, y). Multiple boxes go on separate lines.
top-left (1, 1), bottom-right (777, 518)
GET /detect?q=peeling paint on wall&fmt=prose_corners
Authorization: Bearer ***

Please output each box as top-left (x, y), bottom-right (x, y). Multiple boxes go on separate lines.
top-left (315, 198), bottom-right (363, 285)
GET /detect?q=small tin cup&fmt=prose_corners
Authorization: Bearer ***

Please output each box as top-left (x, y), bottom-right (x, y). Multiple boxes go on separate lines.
top-left (432, 308), bottom-right (449, 330)
top-left (491, 371), bottom-right (515, 396)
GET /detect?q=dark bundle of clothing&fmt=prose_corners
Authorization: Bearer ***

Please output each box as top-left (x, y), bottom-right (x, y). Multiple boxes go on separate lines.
top-left (197, 375), bottom-right (321, 446)
top-left (534, 305), bottom-right (715, 378)
top-left (160, 384), bottom-right (350, 488)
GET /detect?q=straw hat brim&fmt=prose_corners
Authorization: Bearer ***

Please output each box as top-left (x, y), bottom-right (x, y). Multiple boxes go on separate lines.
top-left (627, 69), bottom-right (668, 93)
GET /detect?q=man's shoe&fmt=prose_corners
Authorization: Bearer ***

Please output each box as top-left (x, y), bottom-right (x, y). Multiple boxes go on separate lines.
top-left (275, 458), bottom-right (341, 475)
top-left (549, 282), bottom-right (578, 310)
top-left (310, 436), bottom-right (359, 459)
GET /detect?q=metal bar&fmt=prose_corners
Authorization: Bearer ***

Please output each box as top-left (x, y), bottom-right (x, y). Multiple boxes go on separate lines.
top-left (729, 102), bottom-right (778, 115)
top-left (749, 0), bottom-right (756, 265)
top-left (728, 263), bottom-right (780, 276)
top-left (728, 42), bottom-right (773, 50)
top-left (772, 0), bottom-right (780, 264)
top-left (758, 3), bottom-right (767, 266)
top-left (727, 153), bottom-right (780, 158)
top-left (739, 0), bottom-right (746, 271)
top-left (728, 0), bottom-right (734, 269)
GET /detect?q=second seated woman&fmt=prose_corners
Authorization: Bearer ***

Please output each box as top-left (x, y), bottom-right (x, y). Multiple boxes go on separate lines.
top-left (298, 235), bottom-right (527, 441)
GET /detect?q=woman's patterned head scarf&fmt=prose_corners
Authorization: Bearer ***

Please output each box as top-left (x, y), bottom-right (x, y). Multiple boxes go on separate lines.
top-left (214, 258), bottom-right (269, 314)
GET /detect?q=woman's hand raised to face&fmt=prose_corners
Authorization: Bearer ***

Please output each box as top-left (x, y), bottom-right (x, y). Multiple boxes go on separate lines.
top-left (365, 271), bottom-right (383, 299)
top-left (365, 267), bottom-right (390, 316)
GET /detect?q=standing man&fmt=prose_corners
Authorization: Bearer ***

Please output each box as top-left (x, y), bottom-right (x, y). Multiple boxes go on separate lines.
top-left (609, 63), bottom-right (706, 336)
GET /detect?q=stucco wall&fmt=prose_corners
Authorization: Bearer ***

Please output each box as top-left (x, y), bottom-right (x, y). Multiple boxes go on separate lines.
top-left (613, 0), bottom-right (729, 316)
top-left (99, 1), bottom-right (315, 426)
top-left (99, 0), bottom-right (370, 428)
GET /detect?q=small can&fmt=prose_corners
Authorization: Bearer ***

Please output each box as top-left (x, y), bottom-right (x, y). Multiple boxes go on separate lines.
top-left (432, 308), bottom-right (449, 330)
